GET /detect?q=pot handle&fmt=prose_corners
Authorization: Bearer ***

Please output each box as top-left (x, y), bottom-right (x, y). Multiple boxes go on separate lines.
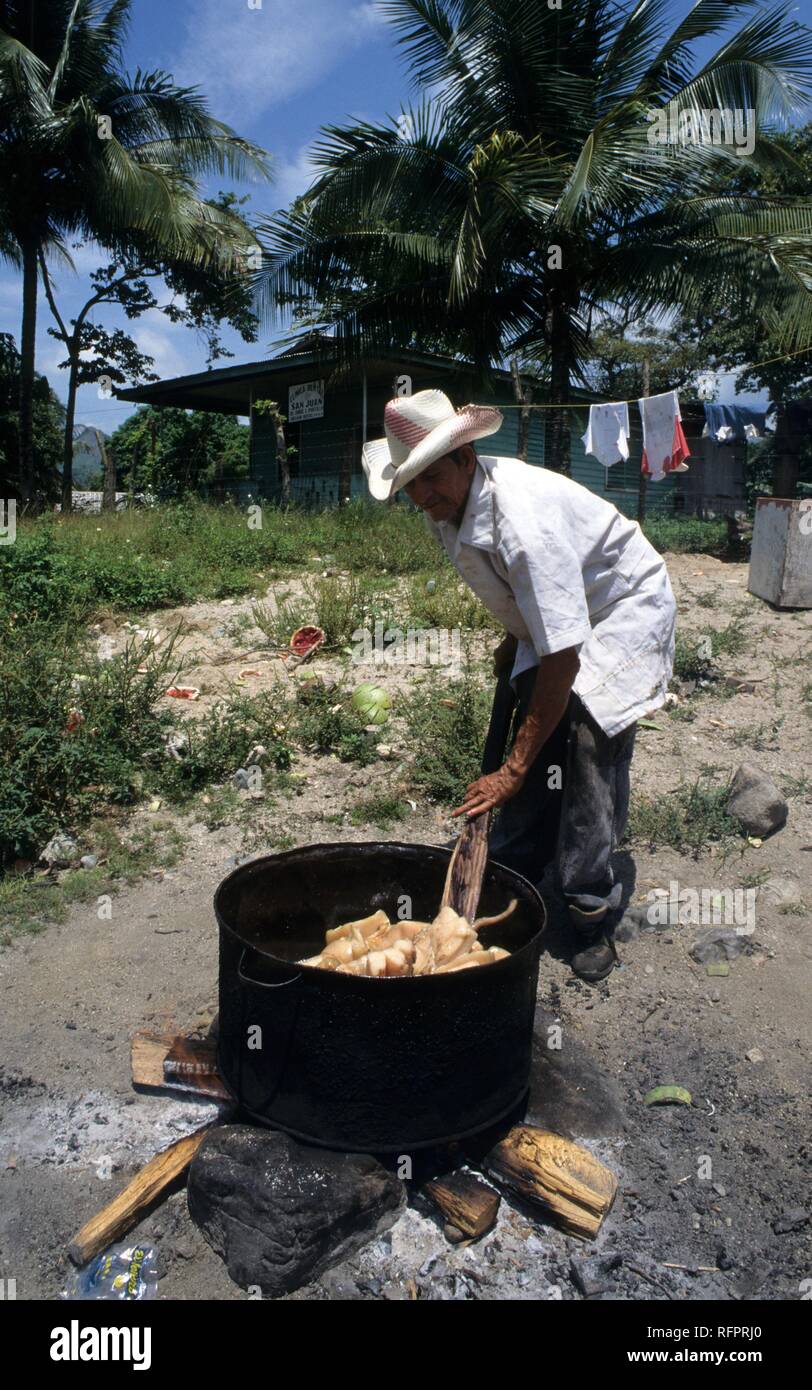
top-left (235, 948), bottom-right (304, 1114)
top-left (237, 947), bottom-right (302, 990)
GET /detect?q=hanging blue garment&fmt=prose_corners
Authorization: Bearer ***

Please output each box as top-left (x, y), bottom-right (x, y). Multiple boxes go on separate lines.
top-left (703, 403), bottom-right (768, 443)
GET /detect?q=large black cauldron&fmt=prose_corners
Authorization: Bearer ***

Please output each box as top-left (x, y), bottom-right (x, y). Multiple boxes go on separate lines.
top-left (215, 842), bottom-right (545, 1152)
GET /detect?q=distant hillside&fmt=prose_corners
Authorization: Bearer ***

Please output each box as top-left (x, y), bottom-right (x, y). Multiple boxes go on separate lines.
top-left (71, 425), bottom-right (110, 486)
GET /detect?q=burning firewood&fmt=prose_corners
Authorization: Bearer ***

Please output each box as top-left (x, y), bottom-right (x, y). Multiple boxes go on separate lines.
top-left (301, 898), bottom-right (517, 977)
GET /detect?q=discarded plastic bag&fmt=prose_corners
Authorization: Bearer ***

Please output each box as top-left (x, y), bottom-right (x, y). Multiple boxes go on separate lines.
top-left (61, 1243), bottom-right (158, 1300)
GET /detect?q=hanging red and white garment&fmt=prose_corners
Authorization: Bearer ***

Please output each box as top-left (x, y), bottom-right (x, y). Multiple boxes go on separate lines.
top-left (638, 390), bottom-right (690, 481)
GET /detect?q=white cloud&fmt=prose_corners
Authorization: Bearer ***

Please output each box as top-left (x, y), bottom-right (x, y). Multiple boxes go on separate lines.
top-left (172, 0), bottom-right (385, 125)
top-left (268, 143), bottom-right (321, 213)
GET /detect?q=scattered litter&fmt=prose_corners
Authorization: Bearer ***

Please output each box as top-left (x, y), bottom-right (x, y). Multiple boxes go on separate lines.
top-left (638, 720), bottom-right (663, 731)
top-left (745, 1047), bottom-right (765, 1064)
top-left (290, 625), bottom-right (325, 661)
top-left (79, 854), bottom-right (98, 870)
top-left (164, 731), bottom-right (189, 761)
top-left (61, 1243), bottom-right (159, 1301)
top-left (747, 836), bottom-right (763, 848)
top-left (165, 687), bottom-right (199, 700)
top-left (705, 962), bottom-right (729, 977)
top-left (64, 709), bottom-right (84, 734)
top-left (148, 799), bottom-right (162, 812)
top-left (39, 833), bottom-right (79, 869)
top-left (644, 1085), bottom-right (692, 1107)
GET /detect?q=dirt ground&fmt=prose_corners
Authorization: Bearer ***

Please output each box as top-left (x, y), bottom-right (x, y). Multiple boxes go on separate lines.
top-left (1, 552), bottom-right (810, 1301)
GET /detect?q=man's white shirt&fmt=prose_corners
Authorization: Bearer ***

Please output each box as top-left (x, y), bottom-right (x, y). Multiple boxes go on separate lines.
top-left (423, 454), bottom-right (676, 737)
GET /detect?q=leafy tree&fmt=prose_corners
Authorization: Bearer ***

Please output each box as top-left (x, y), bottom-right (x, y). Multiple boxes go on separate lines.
top-left (0, 332), bottom-right (63, 500)
top-left (581, 315), bottom-right (718, 402)
top-left (109, 406), bottom-right (250, 495)
top-left (0, 0), bottom-right (270, 508)
top-left (256, 0), bottom-right (812, 475)
top-left (41, 194), bottom-right (260, 508)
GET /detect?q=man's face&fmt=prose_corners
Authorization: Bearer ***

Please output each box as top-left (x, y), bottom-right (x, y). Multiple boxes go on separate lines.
top-left (402, 446), bottom-right (476, 524)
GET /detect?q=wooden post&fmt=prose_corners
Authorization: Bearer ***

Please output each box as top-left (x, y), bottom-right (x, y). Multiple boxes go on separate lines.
top-left (99, 430), bottom-right (116, 513)
top-left (637, 358), bottom-right (650, 523)
top-left (510, 358), bottom-right (531, 462)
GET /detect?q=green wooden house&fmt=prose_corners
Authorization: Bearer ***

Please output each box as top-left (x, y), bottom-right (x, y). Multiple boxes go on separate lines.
top-left (117, 335), bottom-right (692, 516)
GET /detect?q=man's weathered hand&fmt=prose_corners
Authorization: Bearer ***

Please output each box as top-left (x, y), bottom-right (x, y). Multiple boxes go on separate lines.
top-left (452, 764), bottom-right (526, 819)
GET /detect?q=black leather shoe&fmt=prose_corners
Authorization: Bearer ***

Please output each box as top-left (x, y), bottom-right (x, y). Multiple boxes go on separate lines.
top-left (571, 932), bottom-right (616, 983)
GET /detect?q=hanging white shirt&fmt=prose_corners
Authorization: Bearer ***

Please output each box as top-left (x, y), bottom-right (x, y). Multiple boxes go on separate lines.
top-left (581, 401), bottom-right (630, 466)
top-left (639, 390), bottom-right (690, 480)
top-left (423, 455), bottom-right (676, 738)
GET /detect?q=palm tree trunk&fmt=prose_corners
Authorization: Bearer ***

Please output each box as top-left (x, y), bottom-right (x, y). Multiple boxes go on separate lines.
top-left (637, 358), bottom-right (650, 523)
top-left (510, 358), bottom-right (531, 461)
top-left (100, 432), bottom-right (117, 512)
top-left (61, 353), bottom-right (79, 512)
top-left (544, 306), bottom-right (571, 476)
top-left (276, 422), bottom-right (291, 506)
top-left (18, 239), bottom-right (39, 507)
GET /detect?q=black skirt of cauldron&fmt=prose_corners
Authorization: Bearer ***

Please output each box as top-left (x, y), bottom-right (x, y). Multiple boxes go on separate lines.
top-left (214, 842), bottom-right (546, 1152)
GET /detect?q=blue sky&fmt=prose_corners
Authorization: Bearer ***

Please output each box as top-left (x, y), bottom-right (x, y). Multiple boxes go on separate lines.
top-left (1, 0), bottom-right (804, 433)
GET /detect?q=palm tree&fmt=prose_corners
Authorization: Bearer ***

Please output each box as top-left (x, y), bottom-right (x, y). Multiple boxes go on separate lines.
top-left (255, 0), bottom-right (812, 475)
top-left (0, 0), bottom-right (271, 507)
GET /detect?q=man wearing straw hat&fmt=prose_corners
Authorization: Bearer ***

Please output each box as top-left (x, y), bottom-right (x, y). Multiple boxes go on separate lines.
top-left (362, 389), bottom-right (676, 983)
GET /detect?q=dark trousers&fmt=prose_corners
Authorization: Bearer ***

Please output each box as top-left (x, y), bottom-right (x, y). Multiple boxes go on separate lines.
top-left (488, 669), bottom-right (636, 927)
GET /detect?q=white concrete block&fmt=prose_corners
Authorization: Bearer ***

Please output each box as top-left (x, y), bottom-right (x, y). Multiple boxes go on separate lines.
top-left (748, 498), bottom-right (812, 608)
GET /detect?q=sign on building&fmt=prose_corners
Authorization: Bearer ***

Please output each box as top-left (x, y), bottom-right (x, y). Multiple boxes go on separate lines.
top-left (288, 380), bottom-right (324, 422)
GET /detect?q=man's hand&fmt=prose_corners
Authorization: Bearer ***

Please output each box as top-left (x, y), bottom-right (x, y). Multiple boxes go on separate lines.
top-left (452, 764), bottom-right (526, 819)
top-left (492, 631), bottom-right (518, 677)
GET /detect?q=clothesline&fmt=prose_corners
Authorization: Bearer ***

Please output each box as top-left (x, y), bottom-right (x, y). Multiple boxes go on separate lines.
top-left (475, 341), bottom-right (812, 411)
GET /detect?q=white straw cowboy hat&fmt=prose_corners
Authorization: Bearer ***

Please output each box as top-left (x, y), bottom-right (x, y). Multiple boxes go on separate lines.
top-left (361, 389), bottom-right (503, 501)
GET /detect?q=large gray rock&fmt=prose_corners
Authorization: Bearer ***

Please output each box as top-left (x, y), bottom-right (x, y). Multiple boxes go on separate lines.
top-left (726, 763), bottom-right (788, 837)
top-left (690, 928), bottom-right (751, 965)
top-left (187, 1126), bottom-right (404, 1297)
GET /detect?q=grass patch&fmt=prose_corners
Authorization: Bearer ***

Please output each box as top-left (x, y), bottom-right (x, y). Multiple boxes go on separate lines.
top-left (626, 772), bottom-right (743, 855)
top-left (0, 820), bottom-right (184, 944)
top-left (726, 717), bottom-right (784, 751)
top-left (403, 666), bottom-right (492, 805)
top-left (292, 681), bottom-right (381, 764)
top-left (0, 589), bottom-right (293, 864)
top-left (253, 575), bottom-right (398, 652)
top-left (672, 617), bottom-right (750, 687)
top-left (644, 517), bottom-right (728, 557)
top-left (405, 571), bottom-right (498, 633)
top-left (781, 773), bottom-right (811, 799)
top-left (349, 794), bottom-right (408, 830)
